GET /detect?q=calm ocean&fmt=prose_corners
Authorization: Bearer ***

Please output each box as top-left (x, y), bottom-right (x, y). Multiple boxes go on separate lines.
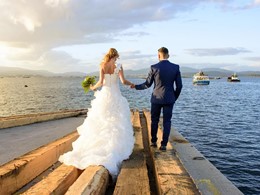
top-left (1, 76), bottom-right (260, 194)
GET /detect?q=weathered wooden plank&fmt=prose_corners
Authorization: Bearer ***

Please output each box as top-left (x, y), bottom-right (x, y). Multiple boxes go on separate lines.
top-left (21, 164), bottom-right (82, 195)
top-left (143, 110), bottom-right (200, 195)
top-left (0, 131), bottom-right (79, 195)
top-left (113, 110), bottom-right (150, 195)
top-left (66, 166), bottom-right (109, 195)
top-left (0, 109), bottom-right (87, 129)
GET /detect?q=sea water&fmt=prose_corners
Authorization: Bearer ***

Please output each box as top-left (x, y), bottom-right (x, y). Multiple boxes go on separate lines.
top-left (0, 76), bottom-right (259, 194)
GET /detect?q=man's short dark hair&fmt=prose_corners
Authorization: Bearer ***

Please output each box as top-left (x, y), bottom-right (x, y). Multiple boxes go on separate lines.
top-left (158, 47), bottom-right (169, 55)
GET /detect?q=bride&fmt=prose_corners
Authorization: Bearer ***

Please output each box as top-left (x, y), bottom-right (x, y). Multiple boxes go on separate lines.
top-left (59, 48), bottom-right (135, 177)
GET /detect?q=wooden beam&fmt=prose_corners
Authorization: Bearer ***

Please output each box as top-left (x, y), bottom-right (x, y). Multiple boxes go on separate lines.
top-left (66, 166), bottom-right (109, 195)
top-left (21, 164), bottom-right (82, 195)
top-left (0, 131), bottom-right (79, 195)
top-left (143, 110), bottom-right (200, 195)
top-left (0, 109), bottom-right (87, 129)
top-left (113, 110), bottom-right (150, 195)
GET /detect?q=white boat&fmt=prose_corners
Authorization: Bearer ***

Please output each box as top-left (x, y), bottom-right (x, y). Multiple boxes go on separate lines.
top-left (227, 73), bottom-right (240, 82)
top-left (193, 71), bottom-right (210, 85)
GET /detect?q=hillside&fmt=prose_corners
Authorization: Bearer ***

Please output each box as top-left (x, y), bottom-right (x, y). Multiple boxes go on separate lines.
top-left (1, 66), bottom-right (260, 78)
top-left (0, 67), bottom-right (85, 77)
top-left (0, 67), bottom-right (54, 77)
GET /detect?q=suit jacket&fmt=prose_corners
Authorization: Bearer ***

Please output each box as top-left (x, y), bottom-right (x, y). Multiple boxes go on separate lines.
top-left (135, 60), bottom-right (182, 104)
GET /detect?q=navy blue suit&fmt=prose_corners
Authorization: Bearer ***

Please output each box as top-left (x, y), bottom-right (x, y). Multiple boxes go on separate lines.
top-left (135, 60), bottom-right (182, 146)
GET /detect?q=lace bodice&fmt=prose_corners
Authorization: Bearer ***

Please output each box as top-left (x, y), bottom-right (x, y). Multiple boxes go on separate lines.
top-left (103, 64), bottom-right (121, 89)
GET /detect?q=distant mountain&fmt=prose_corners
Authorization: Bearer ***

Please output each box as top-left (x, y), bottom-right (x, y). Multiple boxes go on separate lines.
top-left (177, 67), bottom-right (260, 77)
top-left (123, 67), bottom-right (236, 78)
top-left (180, 66), bottom-right (198, 73)
top-left (0, 67), bottom-right (55, 77)
top-left (59, 72), bottom-right (86, 77)
top-left (0, 67), bottom-right (85, 77)
top-left (125, 67), bottom-right (260, 78)
top-left (237, 71), bottom-right (260, 77)
top-left (88, 68), bottom-right (150, 77)
top-left (181, 68), bottom-right (234, 77)
top-left (1, 66), bottom-right (260, 78)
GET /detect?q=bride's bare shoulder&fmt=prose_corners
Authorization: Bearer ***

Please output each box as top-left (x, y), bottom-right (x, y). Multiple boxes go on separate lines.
top-left (100, 61), bottom-right (107, 70)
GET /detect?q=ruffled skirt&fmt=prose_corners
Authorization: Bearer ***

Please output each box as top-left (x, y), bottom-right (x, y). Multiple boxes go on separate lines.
top-left (59, 86), bottom-right (135, 176)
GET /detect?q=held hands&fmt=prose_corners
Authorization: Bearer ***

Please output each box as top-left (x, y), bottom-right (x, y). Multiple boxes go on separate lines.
top-left (130, 83), bottom-right (135, 89)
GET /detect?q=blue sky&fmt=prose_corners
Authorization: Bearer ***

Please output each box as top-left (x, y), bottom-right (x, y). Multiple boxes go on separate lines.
top-left (0, 0), bottom-right (260, 73)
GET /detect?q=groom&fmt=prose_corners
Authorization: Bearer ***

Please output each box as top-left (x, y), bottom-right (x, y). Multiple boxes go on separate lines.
top-left (131, 47), bottom-right (182, 151)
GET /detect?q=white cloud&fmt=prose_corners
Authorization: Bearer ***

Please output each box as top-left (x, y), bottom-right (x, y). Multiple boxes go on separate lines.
top-left (0, 0), bottom-right (259, 72)
top-left (36, 50), bottom-right (81, 73)
top-left (244, 57), bottom-right (260, 61)
top-left (0, 0), bottom-right (224, 61)
top-left (119, 32), bottom-right (150, 37)
top-left (182, 62), bottom-right (237, 70)
top-left (248, 0), bottom-right (260, 7)
top-left (186, 47), bottom-right (251, 56)
top-left (45, 0), bottom-right (70, 8)
top-left (118, 50), bottom-right (156, 70)
top-left (120, 50), bottom-right (154, 60)
top-left (230, 0), bottom-right (260, 9)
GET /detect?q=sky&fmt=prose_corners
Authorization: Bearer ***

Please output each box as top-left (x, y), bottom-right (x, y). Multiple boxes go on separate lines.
top-left (0, 0), bottom-right (260, 73)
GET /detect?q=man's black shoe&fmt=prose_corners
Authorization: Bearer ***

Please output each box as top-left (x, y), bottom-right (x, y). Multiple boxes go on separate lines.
top-left (150, 142), bottom-right (157, 147)
top-left (159, 146), bottom-right (166, 151)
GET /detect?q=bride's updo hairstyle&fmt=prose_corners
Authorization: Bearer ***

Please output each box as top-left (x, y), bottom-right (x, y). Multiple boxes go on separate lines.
top-left (103, 48), bottom-right (119, 63)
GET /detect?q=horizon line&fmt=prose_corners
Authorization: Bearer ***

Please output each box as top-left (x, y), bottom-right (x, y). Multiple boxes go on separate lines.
top-left (1, 65), bottom-right (260, 74)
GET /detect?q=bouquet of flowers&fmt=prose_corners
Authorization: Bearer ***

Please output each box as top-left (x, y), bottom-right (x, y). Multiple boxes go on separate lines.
top-left (81, 76), bottom-right (96, 93)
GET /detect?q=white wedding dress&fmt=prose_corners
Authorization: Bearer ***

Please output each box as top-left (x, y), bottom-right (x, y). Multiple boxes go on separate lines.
top-left (59, 64), bottom-right (135, 177)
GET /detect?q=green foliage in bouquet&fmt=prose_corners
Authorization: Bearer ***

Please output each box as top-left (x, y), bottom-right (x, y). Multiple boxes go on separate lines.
top-left (81, 76), bottom-right (96, 93)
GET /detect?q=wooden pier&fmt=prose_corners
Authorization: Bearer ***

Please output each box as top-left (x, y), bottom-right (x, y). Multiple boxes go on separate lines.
top-left (0, 110), bottom-right (243, 195)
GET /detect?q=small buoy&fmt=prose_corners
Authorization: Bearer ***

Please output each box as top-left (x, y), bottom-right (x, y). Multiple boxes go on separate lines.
top-left (24, 85), bottom-right (28, 87)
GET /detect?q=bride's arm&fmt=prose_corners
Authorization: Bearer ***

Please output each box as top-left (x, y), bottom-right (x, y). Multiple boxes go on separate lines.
top-left (119, 66), bottom-right (134, 86)
top-left (90, 67), bottom-right (104, 90)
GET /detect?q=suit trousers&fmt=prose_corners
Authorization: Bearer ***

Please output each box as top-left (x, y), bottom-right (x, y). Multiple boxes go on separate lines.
top-left (151, 103), bottom-right (174, 146)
